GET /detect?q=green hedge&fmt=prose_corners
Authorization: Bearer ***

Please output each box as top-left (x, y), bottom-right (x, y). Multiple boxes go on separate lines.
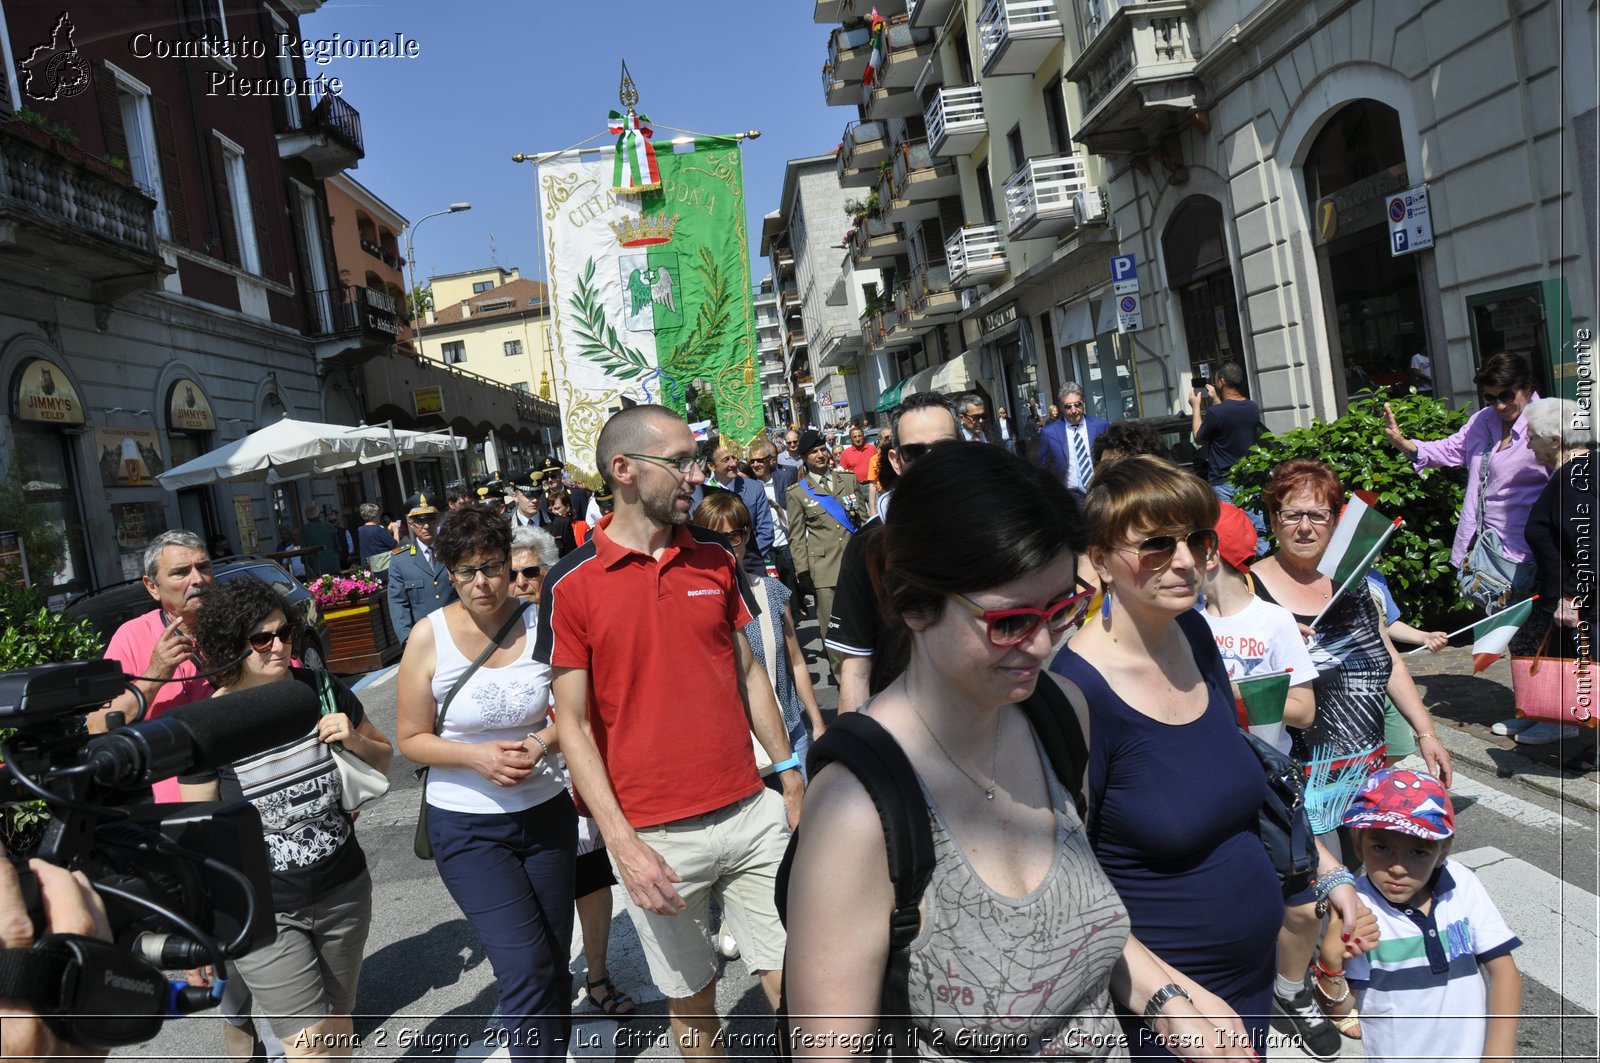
top-left (1226, 390), bottom-right (1472, 626)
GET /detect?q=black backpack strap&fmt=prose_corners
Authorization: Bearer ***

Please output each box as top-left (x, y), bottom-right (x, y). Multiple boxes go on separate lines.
top-left (774, 712), bottom-right (933, 1059)
top-left (1018, 677), bottom-right (1089, 821)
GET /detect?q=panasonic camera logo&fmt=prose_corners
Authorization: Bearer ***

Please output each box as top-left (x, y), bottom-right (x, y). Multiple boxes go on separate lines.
top-left (104, 969), bottom-right (156, 993)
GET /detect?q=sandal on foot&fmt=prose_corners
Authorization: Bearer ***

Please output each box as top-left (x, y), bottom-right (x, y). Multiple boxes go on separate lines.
top-left (1331, 1007), bottom-right (1362, 1040)
top-left (587, 976), bottom-right (636, 1017)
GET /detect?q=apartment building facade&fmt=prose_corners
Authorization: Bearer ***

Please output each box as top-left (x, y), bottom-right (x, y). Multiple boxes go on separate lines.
top-left (0, 0), bottom-right (364, 595)
top-left (814, 0), bottom-right (1596, 435)
top-left (754, 275), bottom-right (789, 426)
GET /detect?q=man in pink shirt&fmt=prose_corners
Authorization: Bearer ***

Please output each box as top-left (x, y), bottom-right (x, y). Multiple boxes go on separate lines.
top-left (95, 531), bottom-right (215, 798)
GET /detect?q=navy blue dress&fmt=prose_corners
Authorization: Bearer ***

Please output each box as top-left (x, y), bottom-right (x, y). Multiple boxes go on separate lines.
top-left (1051, 611), bottom-right (1282, 1058)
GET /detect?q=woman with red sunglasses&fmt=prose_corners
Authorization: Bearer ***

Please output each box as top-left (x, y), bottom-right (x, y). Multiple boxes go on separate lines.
top-left (1050, 455), bottom-right (1378, 1059)
top-left (785, 444), bottom-right (1254, 1061)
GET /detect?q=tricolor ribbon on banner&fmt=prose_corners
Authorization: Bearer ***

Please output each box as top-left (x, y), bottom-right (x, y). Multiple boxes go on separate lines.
top-left (607, 109), bottom-right (661, 193)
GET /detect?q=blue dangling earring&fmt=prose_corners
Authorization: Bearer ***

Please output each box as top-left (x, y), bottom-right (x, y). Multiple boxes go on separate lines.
top-left (1100, 582), bottom-right (1112, 619)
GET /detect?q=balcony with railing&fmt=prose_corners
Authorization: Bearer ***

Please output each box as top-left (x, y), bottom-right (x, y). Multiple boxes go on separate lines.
top-left (978, 0), bottom-right (1065, 77)
top-left (926, 85), bottom-right (986, 157)
top-left (909, 0), bottom-right (960, 28)
top-left (847, 215), bottom-right (907, 270)
top-left (822, 23), bottom-right (875, 105)
top-left (945, 224), bottom-right (1009, 286)
top-left (0, 120), bottom-right (165, 298)
top-left (1066, 0), bottom-right (1203, 155)
top-left (836, 120), bottom-right (889, 187)
top-left (880, 17), bottom-right (936, 88)
top-left (307, 284), bottom-right (400, 340)
top-left (1002, 154), bottom-right (1089, 239)
top-left (885, 138), bottom-right (959, 221)
top-left (908, 263), bottom-right (960, 322)
top-left (276, 92), bottom-right (364, 178)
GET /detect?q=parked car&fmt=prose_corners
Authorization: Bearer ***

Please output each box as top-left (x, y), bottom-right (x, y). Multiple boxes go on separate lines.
top-left (62, 555), bottom-right (329, 670)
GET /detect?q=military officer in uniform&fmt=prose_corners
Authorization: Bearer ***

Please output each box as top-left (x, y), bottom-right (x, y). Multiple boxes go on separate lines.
top-left (386, 491), bottom-right (457, 644)
top-left (786, 428), bottom-right (870, 682)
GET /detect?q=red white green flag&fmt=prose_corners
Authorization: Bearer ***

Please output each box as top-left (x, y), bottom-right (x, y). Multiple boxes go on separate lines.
top-left (1238, 669), bottom-right (1292, 730)
top-left (1312, 491), bottom-right (1402, 627)
top-left (1469, 596), bottom-right (1537, 671)
top-left (862, 10), bottom-right (886, 85)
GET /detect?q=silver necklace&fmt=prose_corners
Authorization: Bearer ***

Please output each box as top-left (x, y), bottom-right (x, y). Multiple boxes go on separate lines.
top-left (915, 708), bottom-right (1003, 800)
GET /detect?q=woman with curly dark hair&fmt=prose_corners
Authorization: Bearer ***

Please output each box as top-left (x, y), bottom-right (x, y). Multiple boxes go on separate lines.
top-left (395, 507), bottom-right (577, 1061)
top-left (179, 576), bottom-right (391, 1059)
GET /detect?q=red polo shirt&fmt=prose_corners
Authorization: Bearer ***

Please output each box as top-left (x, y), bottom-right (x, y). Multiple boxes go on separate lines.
top-left (837, 442), bottom-right (878, 483)
top-left (534, 514), bottom-right (762, 828)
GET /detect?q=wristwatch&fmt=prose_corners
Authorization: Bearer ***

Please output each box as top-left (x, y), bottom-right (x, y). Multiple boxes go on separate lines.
top-left (1143, 983), bottom-right (1193, 1022)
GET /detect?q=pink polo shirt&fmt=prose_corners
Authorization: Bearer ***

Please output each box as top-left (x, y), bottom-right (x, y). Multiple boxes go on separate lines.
top-left (103, 608), bottom-right (213, 802)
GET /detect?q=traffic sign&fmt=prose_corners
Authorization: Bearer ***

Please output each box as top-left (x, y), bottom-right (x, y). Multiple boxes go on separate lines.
top-left (1110, 253), bottom-right (1139, 295)
top-left (1386, 185), bottom-right (1434, 256)
top-left (1116, 293), bottom-right (1143, 333)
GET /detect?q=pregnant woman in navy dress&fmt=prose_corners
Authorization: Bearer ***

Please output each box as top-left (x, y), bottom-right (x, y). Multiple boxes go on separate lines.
top-left (1051, 457), bottom-right (1282, 1058)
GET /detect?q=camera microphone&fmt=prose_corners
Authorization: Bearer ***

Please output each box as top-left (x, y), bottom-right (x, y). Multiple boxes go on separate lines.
top-left (82, 681), bottom-right (319, 789)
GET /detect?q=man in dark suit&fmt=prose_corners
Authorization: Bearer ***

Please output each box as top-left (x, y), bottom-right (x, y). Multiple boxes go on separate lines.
top-left (746, 437), bottom-right (799, 595)
top-left (706, 444), bottom-right (774, 578)
top-left (956, 393), bottom-right (992, 443)
top-left (386, 492), bottom-right (457, 644)
top-left (1036, 382), bottom-right (1107, 500)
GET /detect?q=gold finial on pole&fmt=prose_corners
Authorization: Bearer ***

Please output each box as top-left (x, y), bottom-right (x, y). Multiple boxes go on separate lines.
top-left (619, 59), bottom-right (639, 110)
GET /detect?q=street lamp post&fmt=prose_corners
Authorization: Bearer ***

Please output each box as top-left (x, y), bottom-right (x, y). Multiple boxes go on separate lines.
top-left (403, 202), bottom-right (471, 360)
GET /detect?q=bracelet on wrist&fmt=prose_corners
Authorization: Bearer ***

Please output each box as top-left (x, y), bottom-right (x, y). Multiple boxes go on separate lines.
top-left (1415, 731), bottom-right (1437, 741)
top-left (1314, 868), bottom-right (1356, 916)
top-left (1142, 983), bottom-right (1192, 1025)
top-left (769, 754), bottom-right (802, 775)
top-left (527, 732), bottom-right (550, 759)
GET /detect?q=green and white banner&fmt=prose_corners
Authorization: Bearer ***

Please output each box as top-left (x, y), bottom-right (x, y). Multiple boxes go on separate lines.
top-left (539, 138), bottom-right (760, 482)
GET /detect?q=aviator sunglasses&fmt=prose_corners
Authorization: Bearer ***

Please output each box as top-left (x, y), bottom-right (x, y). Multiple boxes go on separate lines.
top-left (1113, 529), bottom-right (1220, 569)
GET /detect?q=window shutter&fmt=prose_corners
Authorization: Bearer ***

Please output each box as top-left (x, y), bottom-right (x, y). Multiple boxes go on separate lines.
top-left (182, 0), bottom-right (223, 41)
top-left (256, 7), bottom-right (289, 131)
top-left (92, 62), bottom-right (129, 162)
top-left (244, 155), bottom-right (273, 279)
top-left (151, 99), bottom-right (190, 245)
top-left (286, 182), bottom-right (321, 330)
top-left (207, 134), bottom-right (239, 265)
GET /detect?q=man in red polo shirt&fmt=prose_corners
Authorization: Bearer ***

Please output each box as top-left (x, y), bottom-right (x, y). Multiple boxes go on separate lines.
top-left (835, 422), bottom-right (878, 493)
top-left (536, 405), bottom-right (801, 1059)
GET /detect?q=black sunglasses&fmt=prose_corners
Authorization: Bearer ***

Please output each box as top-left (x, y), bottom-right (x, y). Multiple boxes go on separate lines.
top-left (512, 565), bottom-right (541, 581)
top-left (894, 440), bottom-right (955, 463)
top-left (248, 625), bottom-right (294, 651)
top-left (1481, 388), bottom-right (1518, 405)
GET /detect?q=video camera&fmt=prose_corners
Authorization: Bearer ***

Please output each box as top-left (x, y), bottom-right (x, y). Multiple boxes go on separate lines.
top-left (0, 659), bottom-right (318, 1048)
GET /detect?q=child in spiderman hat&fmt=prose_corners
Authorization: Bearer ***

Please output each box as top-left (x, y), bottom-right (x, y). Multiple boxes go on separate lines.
top-left (1316, 768), bottom-right (1523, 1061)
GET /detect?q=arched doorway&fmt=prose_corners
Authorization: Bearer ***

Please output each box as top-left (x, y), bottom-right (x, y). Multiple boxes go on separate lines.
top-left (1162, 196), bottom-right (1245, 381)
top-left (1303, 100), bottom-right (1429, 402)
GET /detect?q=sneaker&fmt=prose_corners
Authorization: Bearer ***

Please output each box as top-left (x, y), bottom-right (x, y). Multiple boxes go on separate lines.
top-left (1491, 718), bottom-right (1536, 736)
top-left (718, 931), bottom-right (740, 960)
top-left (1271, 986), bottom-right (1342, 1061)
top-left (1515, 722), bottom-right (1581, 745)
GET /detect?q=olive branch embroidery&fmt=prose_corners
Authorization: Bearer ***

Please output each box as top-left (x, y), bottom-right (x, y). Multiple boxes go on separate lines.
top-left (569, 257), bottom-right (653, 380)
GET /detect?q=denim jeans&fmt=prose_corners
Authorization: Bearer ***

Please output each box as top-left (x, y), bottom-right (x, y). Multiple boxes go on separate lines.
top-left (1212, 481), bottom-right (1270, 555)
top-left (429, 794), bottom-right (577, 1062)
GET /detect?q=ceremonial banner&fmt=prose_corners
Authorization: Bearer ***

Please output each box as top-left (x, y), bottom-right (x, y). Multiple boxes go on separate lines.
top-left (540, 138), bottom-right (760, 482)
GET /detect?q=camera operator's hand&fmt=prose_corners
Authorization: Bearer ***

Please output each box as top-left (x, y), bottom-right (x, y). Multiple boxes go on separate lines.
top-left (0, 850), bottom-right (112, 1062)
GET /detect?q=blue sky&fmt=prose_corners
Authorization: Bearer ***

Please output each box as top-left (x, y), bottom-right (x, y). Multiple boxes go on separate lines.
top-left (307, 0), bottom-right (843, 289)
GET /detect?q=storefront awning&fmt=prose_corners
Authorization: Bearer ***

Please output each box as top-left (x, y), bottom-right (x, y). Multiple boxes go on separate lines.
top-left (899, 365), bottom-right (938, 400)
top-left (1095, 295), bottom-right (1120, 335)
top-left (875, 379), bottom-right (907, 412)
top-left (1055, 301), bottom-right (1095, 347)
top-left (931, 350), bottom-right (981, 393)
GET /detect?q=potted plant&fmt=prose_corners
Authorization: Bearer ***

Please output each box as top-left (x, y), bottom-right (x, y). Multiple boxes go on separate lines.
top-left (307, 570), bottom-right (399, 675)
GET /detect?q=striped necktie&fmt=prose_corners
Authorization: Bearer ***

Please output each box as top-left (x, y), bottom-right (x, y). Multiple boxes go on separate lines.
top-left (1070, 424), bottom-right (1093, 490)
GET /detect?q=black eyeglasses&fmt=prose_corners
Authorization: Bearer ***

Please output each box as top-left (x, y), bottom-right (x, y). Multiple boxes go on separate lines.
top-left (1481, 389), bottom-right (1518, 405)
top-left (1114, 529), bottom-right (1220, 569)
top-left (451, 560), bottom-right (507, 582)
top-left (893, 439), bottom-right (954, 464)
top-left (248, 625), bottom-right (294, 651)
top-left (512, 565), bottom-right (541, 581)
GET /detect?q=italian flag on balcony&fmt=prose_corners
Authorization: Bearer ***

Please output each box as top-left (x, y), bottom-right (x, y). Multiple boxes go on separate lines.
top-left (863, 9), bottom-right (887, 86)
top-left (1311, 490), bottom-right (1402, 628)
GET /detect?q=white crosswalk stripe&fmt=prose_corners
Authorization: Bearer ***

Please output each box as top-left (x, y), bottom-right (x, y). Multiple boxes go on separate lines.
top-left (1396, 754), bottom-right (1590, 837)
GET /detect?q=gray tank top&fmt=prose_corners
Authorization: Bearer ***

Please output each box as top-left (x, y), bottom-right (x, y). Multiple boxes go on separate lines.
top-left (903, 731), bottom-right (1131, 1059)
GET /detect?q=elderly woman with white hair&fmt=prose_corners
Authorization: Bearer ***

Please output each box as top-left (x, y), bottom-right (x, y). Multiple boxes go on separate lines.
top-left (1509, 397), bottom-right (1598, 762)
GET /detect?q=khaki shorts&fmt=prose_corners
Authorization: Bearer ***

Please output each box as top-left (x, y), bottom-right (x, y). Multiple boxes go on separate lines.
top-left (612, 788), bottom-right (790, 998)
top-left (232, 870), bottom-right (373, 1039)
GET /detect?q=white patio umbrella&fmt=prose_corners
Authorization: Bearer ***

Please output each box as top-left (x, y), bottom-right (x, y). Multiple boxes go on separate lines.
top-left (155, 417), bottom-right (383, 490)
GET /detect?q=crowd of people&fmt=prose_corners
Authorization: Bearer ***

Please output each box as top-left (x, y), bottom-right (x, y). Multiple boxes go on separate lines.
top-left (12, 353), bottom-right (1590, 1063)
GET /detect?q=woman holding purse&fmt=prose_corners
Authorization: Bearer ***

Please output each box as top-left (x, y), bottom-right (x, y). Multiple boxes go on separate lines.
top-left (181, 577), bottom-right (391, 1058)
top-left (394, 507), bottom-right (576, 1061)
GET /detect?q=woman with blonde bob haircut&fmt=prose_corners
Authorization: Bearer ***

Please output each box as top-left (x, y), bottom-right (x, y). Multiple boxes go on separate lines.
top-left (1051, 455), bottom-right (1371, 1058)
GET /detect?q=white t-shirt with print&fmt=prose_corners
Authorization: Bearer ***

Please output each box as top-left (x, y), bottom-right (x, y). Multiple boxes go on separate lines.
top-left (1201, 595), bottom-right (1318, 754)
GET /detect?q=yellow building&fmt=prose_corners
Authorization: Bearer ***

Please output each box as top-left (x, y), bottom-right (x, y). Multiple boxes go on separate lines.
top-left (417, 266), bottom-right (558, 402)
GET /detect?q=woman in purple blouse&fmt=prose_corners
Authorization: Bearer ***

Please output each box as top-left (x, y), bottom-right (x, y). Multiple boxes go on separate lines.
top-left (1383, 352), bottom-right (1549, 585)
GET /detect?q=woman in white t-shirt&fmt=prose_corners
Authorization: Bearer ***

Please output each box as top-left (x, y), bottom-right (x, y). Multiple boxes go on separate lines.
top-left (395, 507), bottom-right (575, 1062)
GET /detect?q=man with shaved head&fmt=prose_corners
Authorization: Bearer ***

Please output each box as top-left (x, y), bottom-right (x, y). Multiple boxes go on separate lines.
top-left (536, 405), bottom-right (802, 1056)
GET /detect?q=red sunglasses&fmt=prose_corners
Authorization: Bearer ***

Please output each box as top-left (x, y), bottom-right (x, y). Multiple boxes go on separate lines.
top-left (948, 587), bottom-right (1096, 648)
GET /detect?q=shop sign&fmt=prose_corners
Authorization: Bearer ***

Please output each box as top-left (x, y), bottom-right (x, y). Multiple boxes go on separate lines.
top-left (1314, 164), bottom-right (1408, 244)
top-left (981, 301), bottom-right (1018, 337)
top-left (1385, 185), bottom-right (1435, 256)
top-left (167, 378), bottom-right (217, 431)
top-left (413, 385), bottom-right (445, 417)
top-left (112, 502), bottom-right (170, 580)
top-left (94, 427), bottom-right (165, 487)
top-left (15, 358), bottom-right (85, 424)
top-left (234, 494), bottom-right (260, 552)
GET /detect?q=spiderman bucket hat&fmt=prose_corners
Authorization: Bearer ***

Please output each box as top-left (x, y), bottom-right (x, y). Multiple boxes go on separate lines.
top-left (1342, 767), bottom-right (1455, 840)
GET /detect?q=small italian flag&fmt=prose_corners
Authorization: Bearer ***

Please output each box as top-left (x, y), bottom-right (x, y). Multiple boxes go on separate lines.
top-left (1470, 596), bottom-right (1537, 672)
top-left (863, 10), bottom-right (887, 86)
top-left (1318, 491), bottom-right (1400, 588)
top-left (1237, 669), bottom-right (1292, 731)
